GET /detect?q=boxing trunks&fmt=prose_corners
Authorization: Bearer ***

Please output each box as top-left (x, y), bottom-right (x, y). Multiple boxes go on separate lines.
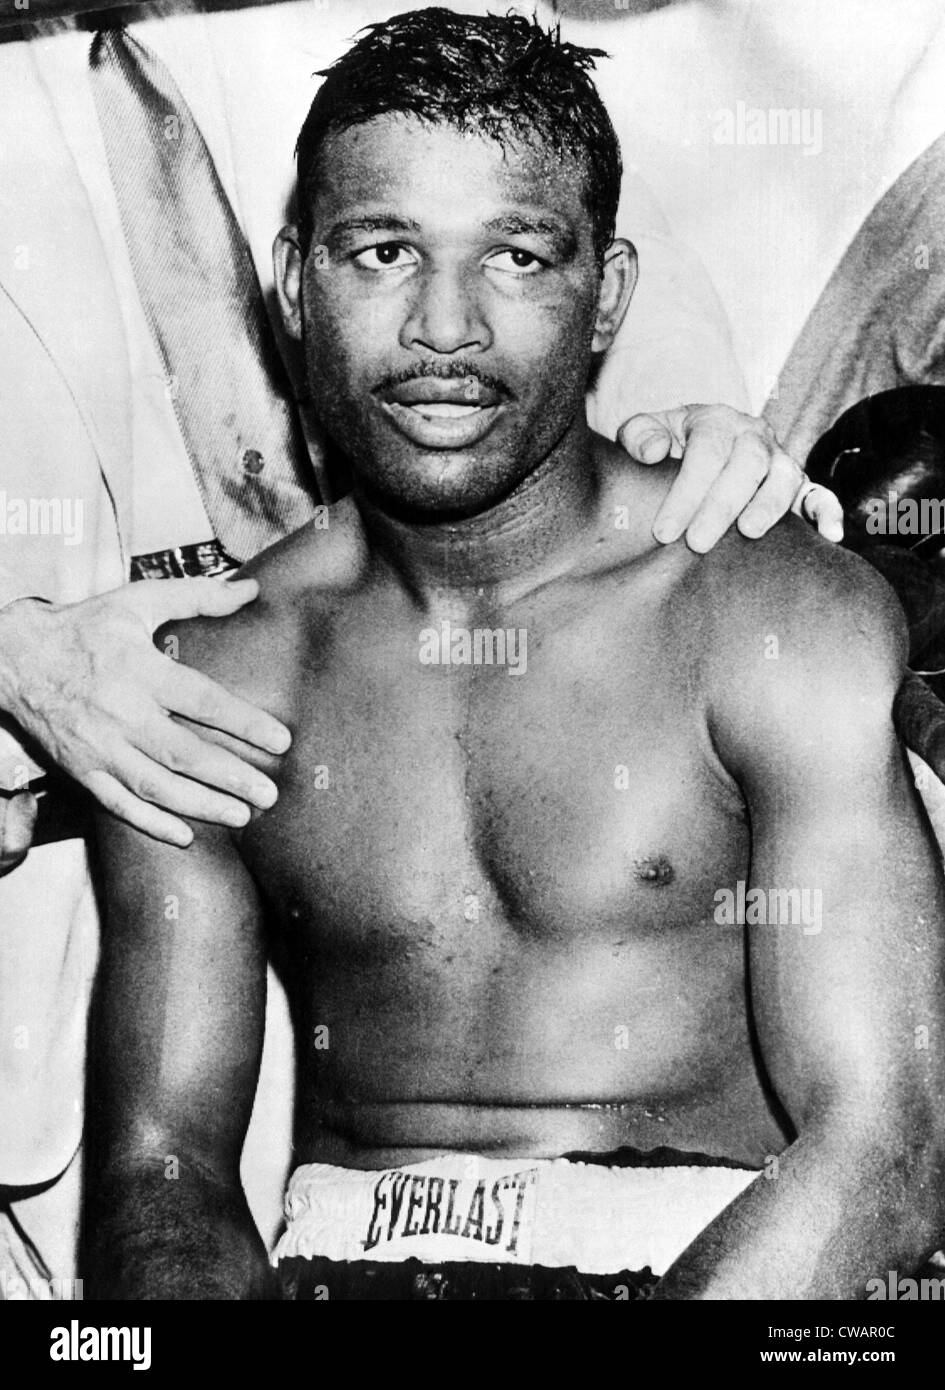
top-left (273, 1150), bottom-right (759, 1301)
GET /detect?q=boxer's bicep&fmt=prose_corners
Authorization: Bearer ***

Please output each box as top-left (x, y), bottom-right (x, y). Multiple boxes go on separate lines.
top-left (659, 720), bottom-right (945, 1296)
top-left (724, 586), bottom-right (945, 1133)
top-left (744, 731), bottom-right (945, 1134)
top-left (90, 812), bottom-right (267, 1183)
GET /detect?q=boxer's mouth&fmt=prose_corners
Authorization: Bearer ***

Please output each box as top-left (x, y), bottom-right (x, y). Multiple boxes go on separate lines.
top-left (376, 376), bottom-right (507, 448)
top-left (380, 377), bottom-right (505, 410)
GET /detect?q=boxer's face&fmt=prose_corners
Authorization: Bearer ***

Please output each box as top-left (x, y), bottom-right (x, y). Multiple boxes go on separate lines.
top-left (276, 114), bottom-right (634, 518)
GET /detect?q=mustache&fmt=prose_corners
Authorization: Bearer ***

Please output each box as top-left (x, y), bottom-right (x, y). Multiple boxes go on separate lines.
top-left (373, 360), bottom-right (513, 399)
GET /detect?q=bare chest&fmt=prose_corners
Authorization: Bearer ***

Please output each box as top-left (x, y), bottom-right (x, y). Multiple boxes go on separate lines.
top-left (242, 610), bottom-right (747, 948)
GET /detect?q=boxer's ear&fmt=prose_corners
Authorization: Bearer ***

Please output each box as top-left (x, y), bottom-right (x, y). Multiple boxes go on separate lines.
top-left (592, 238), bottom-right (637, 354)
top-left (274, 226), bottom-right (304, 341)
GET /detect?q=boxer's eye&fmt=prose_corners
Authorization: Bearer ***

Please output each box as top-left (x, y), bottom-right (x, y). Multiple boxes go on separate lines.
top-left (485, 248), bottom-right (547, 276)
top-left (352, 243), bottom-right (418, 271)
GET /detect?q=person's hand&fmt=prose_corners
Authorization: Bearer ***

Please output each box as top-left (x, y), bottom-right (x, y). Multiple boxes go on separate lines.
top-left (617, 404), bottom-right (844, 552)
top-left (0, 579), bottom-right (290, 848)
top-left (0, 790), bottom-right (38, 875)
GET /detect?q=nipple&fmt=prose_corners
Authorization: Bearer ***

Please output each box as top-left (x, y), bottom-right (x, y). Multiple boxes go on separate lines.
top-left (633, 856), bottom-right (675, 887)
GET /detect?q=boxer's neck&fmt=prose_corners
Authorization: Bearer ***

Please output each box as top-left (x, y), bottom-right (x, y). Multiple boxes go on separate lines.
top-left (355, 419), bottom-right (601, 604)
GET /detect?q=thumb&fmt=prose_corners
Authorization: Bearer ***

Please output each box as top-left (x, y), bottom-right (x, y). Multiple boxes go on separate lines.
top-left (130, 576), bottom-right (261, 630)
top-left (617, 410), bottom-right (683, 465)
top-left (0, 791), bottom-right (38, 873)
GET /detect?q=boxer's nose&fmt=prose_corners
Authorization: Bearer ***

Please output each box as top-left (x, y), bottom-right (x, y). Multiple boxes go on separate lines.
top-left (401, 262), bottom-right (491, 357)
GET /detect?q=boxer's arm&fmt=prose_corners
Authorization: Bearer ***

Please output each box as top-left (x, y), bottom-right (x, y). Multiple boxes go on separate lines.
top-left (659, 540), bottom-right (945, 1299)
top-left (83, 813), bottom-right (273, 1300)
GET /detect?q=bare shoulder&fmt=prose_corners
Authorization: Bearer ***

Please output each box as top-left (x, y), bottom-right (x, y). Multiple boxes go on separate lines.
top-left (158, 498), bottom-right (367, 715)
top-left (239, 495), bottom-right (366, 596)
top-left (593, 432), bottom-right (681, 548)
top-left (588, 432), bottom-right (904, 679)
top-left (687, 517), bottom-right (909, 775)
top-left (694, 516), bottom-right (907, 675)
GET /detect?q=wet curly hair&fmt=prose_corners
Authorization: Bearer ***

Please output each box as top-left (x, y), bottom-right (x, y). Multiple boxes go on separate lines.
top-left (295, 7), bottom-right (622, 266)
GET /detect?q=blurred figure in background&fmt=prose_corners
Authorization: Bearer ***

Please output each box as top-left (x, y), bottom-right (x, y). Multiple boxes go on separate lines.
top-left (807, 386), bottom-right (945, 844)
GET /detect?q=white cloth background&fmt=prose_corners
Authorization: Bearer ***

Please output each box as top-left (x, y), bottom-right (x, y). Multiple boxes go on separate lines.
top-left (3, 0), bottom-right (945, 1287)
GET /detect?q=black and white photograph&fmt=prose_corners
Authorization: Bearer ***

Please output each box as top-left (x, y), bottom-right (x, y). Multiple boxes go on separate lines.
top-left (2, 0), bottom-right (945, 1355)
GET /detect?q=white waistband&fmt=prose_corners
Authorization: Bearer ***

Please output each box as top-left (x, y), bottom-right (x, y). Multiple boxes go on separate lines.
top-left (272, 1153), bottom-right (760, 1276)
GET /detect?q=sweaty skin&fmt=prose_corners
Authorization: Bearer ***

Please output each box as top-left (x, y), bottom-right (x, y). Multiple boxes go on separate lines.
top-left (86, 447), bottom-right (945, 1300)
top-left (226, 453), bottom-right (778, 1172)
top-left (85, 115), bottom-right (945, 1300)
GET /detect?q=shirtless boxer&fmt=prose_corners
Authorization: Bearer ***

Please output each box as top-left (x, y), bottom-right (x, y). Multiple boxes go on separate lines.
top-left (85, 9), bottom-right (945, 1300)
